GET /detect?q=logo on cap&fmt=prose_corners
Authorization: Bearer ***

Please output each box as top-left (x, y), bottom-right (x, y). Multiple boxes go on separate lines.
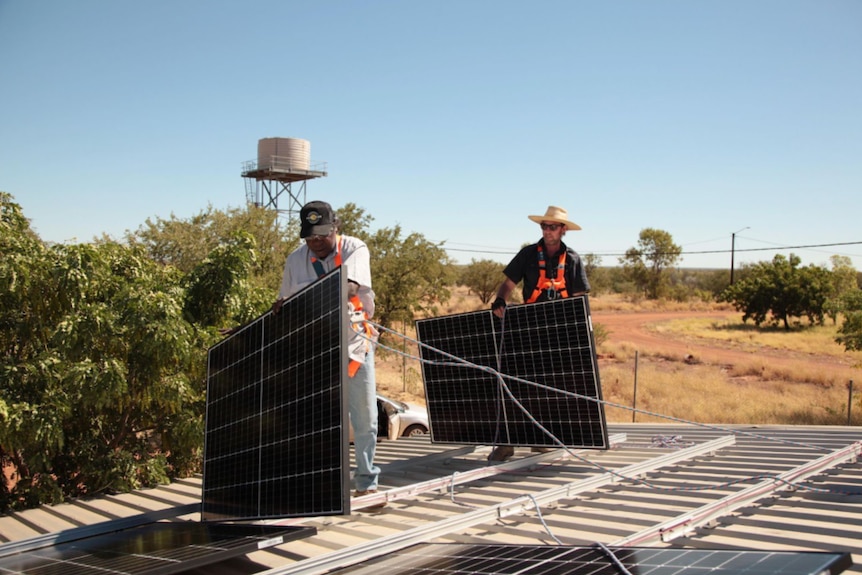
top-left (305, 211), bottom-right (322, 224)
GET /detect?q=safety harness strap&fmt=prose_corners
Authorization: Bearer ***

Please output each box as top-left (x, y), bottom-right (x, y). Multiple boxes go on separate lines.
top-left (310, 237), bottom-right (373, 376)
top-left (526, 244), bottom-right (569, 303)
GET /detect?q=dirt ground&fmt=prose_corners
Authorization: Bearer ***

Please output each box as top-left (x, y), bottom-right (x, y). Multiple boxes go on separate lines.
top-left (593, 308), bottom-right (860, 370)
top-left (594, 308), bottom-right (781, 366)
top-left (594, 309), bottom-right (738, 361)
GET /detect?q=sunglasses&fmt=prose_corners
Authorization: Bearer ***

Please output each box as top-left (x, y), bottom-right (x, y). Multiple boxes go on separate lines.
top-left (306, 232), bottom-right (334, 241)
top-left (540, 223), bottom-right (564, 231)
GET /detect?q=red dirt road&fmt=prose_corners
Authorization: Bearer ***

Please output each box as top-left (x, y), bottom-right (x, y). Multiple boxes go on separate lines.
top-left (592, 310), bottom-right (738, 363)
top-left (591, 309), bottom-right (856, 369)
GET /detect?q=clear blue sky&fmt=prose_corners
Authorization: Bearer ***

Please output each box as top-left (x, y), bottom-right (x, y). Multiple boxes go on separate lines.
top-left (2, 0), bottom-right (860, 271)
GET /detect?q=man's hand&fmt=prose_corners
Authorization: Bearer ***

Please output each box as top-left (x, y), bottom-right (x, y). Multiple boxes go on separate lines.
top-left (272, 297), bottom-right (287, 315)
top-left (491, 297), bottom-right (507, 318)
top-left (347, 280), bottom-right (360, 298)
top-left (492, 279), bottom-right (515, 319)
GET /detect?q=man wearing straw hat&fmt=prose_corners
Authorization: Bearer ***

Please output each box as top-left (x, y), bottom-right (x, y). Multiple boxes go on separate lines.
top-left (487, 205), bottom-right (591, 461)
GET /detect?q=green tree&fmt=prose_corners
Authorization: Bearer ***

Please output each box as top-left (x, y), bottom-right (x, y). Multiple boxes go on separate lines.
top-left (128, 204), bottom-right (291, 284)
top-left (835, 290), bottom-right (862, 351)
top-left (1, 240), bottom-right (196, 508)
top-left (581, 253), bottom-right (605, 295)
top-left (619, 228), bottom-right (682, 299)
top-left (719, 254), bottom-right (831, 329)
top-left (1, 192), bottom-right (460, 510)
top-left (830, 255), bottom-right (859, 293)
top-left (583, 253), bottom-right (602, 278)
top-left (333, 202), bottom-right (375, 240)
top-left (0, 192), bottom-right (52, 365)
top-left (460, 259), bottom-right (505, 305)
top-left (182, 231), bottom-right (267, 327)
top-left (825, 255), bottom-right (859, 324)
top-left (1, 192), bottom-right (258, 510)
top-left (322, 203), bottom-right (456, 328)
top-left (696, 268), bottom-right (733, 299)
top-left (365, 225), bottom-right (455, 328)
top-left (664, 268), bottom-right (730, 303)
top-left (127, 204), bottom-right (294, 326)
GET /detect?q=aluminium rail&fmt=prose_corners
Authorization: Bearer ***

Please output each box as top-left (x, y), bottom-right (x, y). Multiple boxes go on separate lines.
top-left (268, 434), bottom-right (627, 520)
top-left (259, 435), bottom-right (737, 575)
top-left (613, 440), bottom-right (862, 546)
top-left (348, 433), bottom-right (629, 512)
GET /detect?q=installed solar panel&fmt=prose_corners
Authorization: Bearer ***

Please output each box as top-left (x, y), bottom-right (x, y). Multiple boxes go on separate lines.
top-left (326, 543), bottom-right (853, 575)
top-left (0, 522), bottom-right (316, 575)
top-left (416, 296), bottom-right (607, 448)
top-left (202, 267), bottom-right (350, 520)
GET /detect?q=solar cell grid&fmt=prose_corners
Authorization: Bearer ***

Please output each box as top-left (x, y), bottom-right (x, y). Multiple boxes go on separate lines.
top-left (416, 296), bottom-right (608, 449)
top-left (325, 543), bottom-right (853, 575)
top-left (202, 268), bottom-right (349, 520)
top-left (0, 523), bottom-right (316, 575)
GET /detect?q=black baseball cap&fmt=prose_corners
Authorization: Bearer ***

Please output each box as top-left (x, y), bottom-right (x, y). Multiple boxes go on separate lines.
top-left (300, 201), bottom-right (337, 238)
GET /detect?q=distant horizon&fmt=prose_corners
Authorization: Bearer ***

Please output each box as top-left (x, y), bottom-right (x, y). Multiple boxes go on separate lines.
top-left (11, 189), bottom-right (857, 272)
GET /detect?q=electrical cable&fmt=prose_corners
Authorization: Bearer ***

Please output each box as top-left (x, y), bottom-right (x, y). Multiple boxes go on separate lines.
top-left (593, 541), bottom-right (635, 575)
top-left (525, 494), bottom-right (562, 545)
top-left (365, 323), bottom-right (862, 496)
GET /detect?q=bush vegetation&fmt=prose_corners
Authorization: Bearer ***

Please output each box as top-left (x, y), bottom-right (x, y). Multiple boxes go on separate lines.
top-left (3, 192), bottom-right (861, 511)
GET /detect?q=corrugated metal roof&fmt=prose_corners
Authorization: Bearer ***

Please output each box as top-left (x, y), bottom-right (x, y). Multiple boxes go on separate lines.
top-left (1, 423), bottom-right (861, 575)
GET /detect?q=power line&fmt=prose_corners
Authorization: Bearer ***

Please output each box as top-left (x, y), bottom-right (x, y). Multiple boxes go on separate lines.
top-left (672, 240), bottom-right (862, 257)
top-left (442, 240), bottom-right (862, 258)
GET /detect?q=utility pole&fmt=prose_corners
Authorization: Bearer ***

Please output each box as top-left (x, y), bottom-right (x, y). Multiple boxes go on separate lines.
top-left (730, 227), bottom-right (750, 285)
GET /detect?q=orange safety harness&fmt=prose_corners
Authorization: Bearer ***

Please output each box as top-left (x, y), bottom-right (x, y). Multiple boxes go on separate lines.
top-left (526, 244), bottom-right (568, 303)
top-left (310, 236), bottom-right (374, 377)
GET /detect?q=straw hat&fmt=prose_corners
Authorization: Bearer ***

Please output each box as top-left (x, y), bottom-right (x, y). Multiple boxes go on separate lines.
top-left (527, 206), bottom-right (581, 230)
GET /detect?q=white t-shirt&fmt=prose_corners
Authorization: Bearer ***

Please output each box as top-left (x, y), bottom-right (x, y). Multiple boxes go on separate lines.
top-left (278, 235), bottom-right (377, 363)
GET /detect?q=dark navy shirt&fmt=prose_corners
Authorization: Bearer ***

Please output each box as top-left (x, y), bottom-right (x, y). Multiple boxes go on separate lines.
top-left (503, 239), bottom-right (591, 302)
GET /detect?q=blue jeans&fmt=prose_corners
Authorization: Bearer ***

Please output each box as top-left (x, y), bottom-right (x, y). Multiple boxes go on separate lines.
top-left (348, 347), bottom-right (380, 491)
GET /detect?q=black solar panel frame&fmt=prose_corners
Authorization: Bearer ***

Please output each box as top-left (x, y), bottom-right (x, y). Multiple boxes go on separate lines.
top-left (202, 267), bottom-right (350, 521)
top-left (0, 522), bottom-right (316, 575)
top-left (416, 296), bottom-right (608, 449)
top-left (325, 543), bottom-right (853, 575)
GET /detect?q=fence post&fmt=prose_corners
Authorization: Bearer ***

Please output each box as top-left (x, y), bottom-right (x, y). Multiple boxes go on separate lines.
top-left (402, 320), bottom-right (407, 393)
top-left (632, 350), bottom-right (639, 423)
top-left (848, 380), bottom-right (854, 426)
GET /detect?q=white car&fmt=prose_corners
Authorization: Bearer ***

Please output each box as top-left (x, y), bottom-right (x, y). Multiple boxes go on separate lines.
top-left (377, 394), bottom-right (429, 440)
top-left (350, 394), bottom-right (429, 442)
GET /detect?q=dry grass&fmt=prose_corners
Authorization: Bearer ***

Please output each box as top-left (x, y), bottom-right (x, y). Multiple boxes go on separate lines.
top-left (730, 355), bottom-right (853, 388)
top-left (654, 316), bottom-right (860, 357)
top-left (598, 316), bottom-right (861, 425)
top-left (589, 293), bottom-right (735, 313)
top-left (599, 362), bottom-right (852, 425)
top-left (375, 288), bottom-right (862, 426)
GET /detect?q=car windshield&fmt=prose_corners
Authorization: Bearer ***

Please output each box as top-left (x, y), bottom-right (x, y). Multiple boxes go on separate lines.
top-left (379, 395), bottom-right (408, 412)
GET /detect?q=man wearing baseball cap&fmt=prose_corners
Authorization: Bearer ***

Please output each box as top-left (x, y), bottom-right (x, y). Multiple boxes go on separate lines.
top-left (275, 200), bottom-right (384, 507)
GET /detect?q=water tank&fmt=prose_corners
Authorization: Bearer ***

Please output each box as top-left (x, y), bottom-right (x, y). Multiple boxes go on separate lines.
top-left (257, 137), bottom-right (310, 171)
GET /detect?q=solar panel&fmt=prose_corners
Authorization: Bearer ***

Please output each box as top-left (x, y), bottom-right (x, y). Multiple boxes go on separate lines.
top-left (325, 543), bottom-right (853, 575)
top-left (416, 296), bottom-right (608, 448)
top-left (0, 522), bottom-right (316, 575)
top-left (202, 267), bottom-right (350, 520)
